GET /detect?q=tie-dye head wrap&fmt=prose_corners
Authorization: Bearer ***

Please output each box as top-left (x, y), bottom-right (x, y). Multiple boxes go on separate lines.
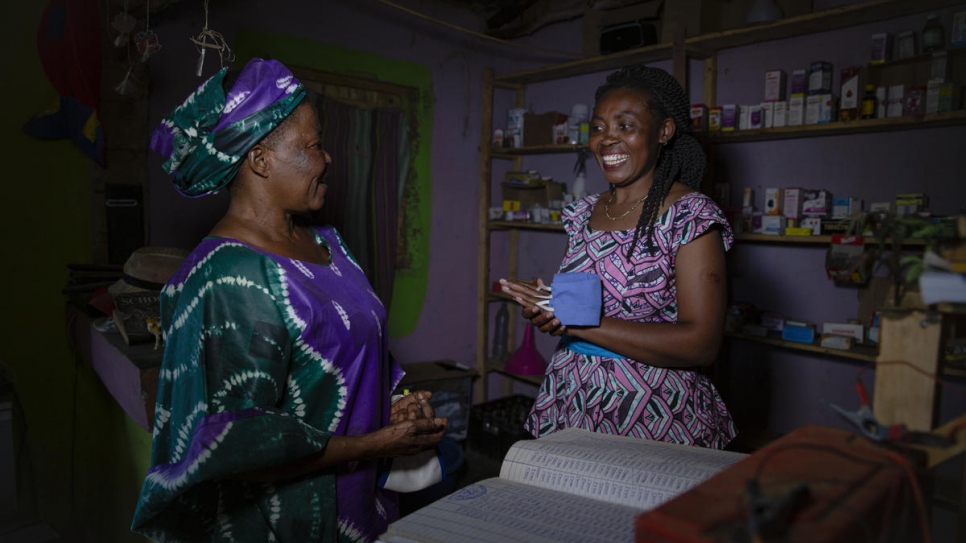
top-left (150, 58), bottom-right (307, 197)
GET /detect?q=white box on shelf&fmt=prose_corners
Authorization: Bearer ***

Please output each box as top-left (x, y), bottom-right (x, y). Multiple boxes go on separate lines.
top-left (773, 101), bottom-right (788, 127)
top-left (788, 95), bottom-right (805, 126)
top-left (887, 85), bottom-right (905, 117)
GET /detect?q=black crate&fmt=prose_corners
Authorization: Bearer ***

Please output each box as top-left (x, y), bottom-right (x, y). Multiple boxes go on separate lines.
top-left (467, 395), bottom-right (535, 462)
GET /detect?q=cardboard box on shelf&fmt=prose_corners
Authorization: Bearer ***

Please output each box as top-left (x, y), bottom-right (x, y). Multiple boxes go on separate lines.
top-left (522, 111), bottom-right (569, 147)
top-left (397, 360), bottom-right (478, 441)
top-left (501, 179), bottom-right (566, 211)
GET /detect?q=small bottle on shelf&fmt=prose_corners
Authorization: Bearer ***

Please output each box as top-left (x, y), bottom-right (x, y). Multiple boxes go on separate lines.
top-left (572, 171), bottom-right (586, 199)
top-left (860, 84), bottom-right (877, 119)
top-left (922, 15), bottom-right (945, 52)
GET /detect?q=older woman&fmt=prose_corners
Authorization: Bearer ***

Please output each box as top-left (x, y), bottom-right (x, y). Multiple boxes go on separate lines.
top-left (131, 58), bottom-right (446, 543)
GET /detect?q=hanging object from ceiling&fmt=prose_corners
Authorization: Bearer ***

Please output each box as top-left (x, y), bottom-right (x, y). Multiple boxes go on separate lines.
top-left (189, 0), bottom-right (235, 77)
top-left (112, 2), bottom-right (136, 48)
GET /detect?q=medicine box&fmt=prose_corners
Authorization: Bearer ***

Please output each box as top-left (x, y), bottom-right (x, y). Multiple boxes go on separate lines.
top-left (954, 10), bottom-right (966, 48)
top-left (785, 227), bottom-right (812, 236)
top-left (897, 30), bottom-right (916, 59)
top-left (876, 86), bottom-right (888, 118)
top-left (790, 69), bottom-right (808, 95)
top-left (398, 360), bottom-right (478, 440)
top-left (773, 101), bottom-right (788, 127)
top-left (808, 61), bottom-right (833, 95)
top-left (906, 86), bottom-right (925, 115)
top-left (761, 102), bottom-right (774, 128)
top-left (870, 33), bottom-right (891, 64)
top-left (927, 79), bottom-right (942, 114)
top-left (887, 85), bottom-right (905, 117)
top-left (820, 334), bottom-right (852, 350)
top-left (501, 179), bottom-right (565, 211)
top-left (690, 104), bottom-right (709, 131)
top-left (821, 219), bottom-right (851, 235)
top-left (839, 67), bottom-right (861, 120)
top-left (761, 215), bottom-right (786, 235)
top-left (522, 111), bottom-right (569, 147)
top-left (764, 69), bottom-right (786, 102)
top-left (939, 82), bottom-right (962, 112)
top-left (709, 107), bottom-right (722, 131)
top-left (760, 312), bottom-right (785, 332)
top-left (802, 189), bottom-right (833, 217)
top-left (764, 188), bottom-right (782, 215)
top-left (783, 188), bottom-right (802, 219)
top-left (782, 323), bottom-right (816, 344)
top-left (738, 105), bottom-right (750, 130)
top-left (818, 94), bottom-right (836, 123)
top-left (931, 51), bottom-right (949, 81)
top-left (721, 105), bottom-right (737, 131)
top-left (749, 104), bottom-right (763, 129)
top-left (788, 95), bottom-right (805, 126)
top-left (832, 197), bottom-right (862, 219)
top-left (801, 217), bottom-right (822, 235)
top-left (805, 94), bottom-right (822, 124)
top-left (821, 322), bottom-right (864, 342)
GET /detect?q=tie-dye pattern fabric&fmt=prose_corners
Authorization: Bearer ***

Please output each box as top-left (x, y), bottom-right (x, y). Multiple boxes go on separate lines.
top-left (524, 192), bottom-right (737, 449)
top-left (132, 226), bottom-right (403, 542)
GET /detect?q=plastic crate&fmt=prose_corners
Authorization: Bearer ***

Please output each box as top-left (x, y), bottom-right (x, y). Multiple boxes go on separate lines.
top-left (466, 394), bottom-right (535, 462)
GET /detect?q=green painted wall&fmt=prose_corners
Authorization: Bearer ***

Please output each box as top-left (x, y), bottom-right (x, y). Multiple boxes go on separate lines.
top-left (2, 4), bottom-right (150, 541)
top-left (234, 30), bottom-right (434, 338)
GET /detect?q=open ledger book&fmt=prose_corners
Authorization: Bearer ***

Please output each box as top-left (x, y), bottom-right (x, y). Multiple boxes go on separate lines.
top-left (380, 427), bottom-right (746, 543)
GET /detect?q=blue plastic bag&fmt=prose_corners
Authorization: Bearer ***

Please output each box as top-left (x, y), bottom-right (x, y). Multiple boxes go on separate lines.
top-left (549, 272), bottom-right (602, 326)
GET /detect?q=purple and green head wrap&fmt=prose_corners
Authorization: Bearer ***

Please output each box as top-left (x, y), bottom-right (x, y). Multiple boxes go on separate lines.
top-left (150, 58), bottom-right (307, 197)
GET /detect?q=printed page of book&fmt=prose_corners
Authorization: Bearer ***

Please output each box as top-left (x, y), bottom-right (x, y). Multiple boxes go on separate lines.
top-left (380, 476), bottom-right (642, 543)
top-left (499, 427), bottom-right (746, 510)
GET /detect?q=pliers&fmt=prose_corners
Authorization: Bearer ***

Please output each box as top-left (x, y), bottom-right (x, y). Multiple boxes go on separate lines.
top-left (829, 380), bottom-right (951, 448)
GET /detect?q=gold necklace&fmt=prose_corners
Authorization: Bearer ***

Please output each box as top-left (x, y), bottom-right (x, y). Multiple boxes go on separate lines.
top-left (604, 193), bottom-right (648, 221)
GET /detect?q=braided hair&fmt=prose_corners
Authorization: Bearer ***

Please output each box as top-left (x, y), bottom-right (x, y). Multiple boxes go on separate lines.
top-left (594, 65), bottom-right (707, 258)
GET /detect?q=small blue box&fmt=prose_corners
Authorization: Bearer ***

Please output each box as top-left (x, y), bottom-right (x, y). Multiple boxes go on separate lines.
top-left (782, 325), bottom-right (816, 344)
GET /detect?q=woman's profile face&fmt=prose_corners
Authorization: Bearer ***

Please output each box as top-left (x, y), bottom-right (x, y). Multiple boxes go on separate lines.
top-left (267, 101), bottom-right (332, 212)
top-left (589, 87), bottom-right (670, 189)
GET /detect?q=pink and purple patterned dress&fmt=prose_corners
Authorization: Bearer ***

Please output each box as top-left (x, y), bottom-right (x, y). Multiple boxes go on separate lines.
top-left (524, 192), bottom-right (737, 449)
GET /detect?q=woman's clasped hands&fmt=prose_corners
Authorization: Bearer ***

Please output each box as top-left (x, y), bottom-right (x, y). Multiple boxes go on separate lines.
top-left (378, 391), bottom-right (447, 456)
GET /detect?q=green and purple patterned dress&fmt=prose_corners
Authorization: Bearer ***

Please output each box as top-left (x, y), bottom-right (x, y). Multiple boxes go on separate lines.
top-left (132, 226), bottom-right (403, 542)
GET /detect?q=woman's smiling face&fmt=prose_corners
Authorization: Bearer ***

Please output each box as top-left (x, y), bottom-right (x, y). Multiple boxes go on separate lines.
top-left (589, 87), bottom-right (673, 189)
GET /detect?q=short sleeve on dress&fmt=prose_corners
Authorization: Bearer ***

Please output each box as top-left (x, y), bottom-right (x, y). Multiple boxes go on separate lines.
top-left (670, 192), bottom-right (734, 253)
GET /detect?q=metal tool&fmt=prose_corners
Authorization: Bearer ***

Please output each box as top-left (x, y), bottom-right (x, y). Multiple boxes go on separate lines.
top-left (829, 380), bottom-right (951, 448)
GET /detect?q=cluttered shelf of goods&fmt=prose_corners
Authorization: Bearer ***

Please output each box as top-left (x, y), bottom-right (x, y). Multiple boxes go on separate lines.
top-left (687, 7), bottom-right (966, 136)
top-left (734, 233), bottom-right (928, 245)
top-left (492, 0), bottom-right (966, 86)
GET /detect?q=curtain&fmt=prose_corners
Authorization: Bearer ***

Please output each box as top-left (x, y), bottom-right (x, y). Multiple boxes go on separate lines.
top-left (311, 93), bottom-right (403, 308)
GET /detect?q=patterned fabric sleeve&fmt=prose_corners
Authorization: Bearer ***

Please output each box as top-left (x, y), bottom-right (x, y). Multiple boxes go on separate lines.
top-left (671, 192), bottom-right (734, 254)
top-left (132, 243), bottom-right (335, 541)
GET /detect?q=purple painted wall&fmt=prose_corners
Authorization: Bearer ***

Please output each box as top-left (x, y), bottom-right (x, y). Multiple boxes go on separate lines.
top-left (142, 0), bottom-right (562, 370)
top-left (142, 1), bottom-right (965, 441)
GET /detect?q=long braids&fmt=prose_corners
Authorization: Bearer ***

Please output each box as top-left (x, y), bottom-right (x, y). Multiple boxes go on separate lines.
top-left (594, 65), bottom-right (707, 258)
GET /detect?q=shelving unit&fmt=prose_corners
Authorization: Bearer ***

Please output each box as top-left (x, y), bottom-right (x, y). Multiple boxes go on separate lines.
top-left (475, 0), bottom-right (965, 403)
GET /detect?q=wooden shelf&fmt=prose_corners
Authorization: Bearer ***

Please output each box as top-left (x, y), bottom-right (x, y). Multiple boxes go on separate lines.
top-left (496, 43), bottom-right (674, 85)
top-left (735, 233), bottom-right (928, 246)
top-left (491, 144), bottom-right (587, 157)
top-left (727, 332), bottom-right (879, 362)
top-left (489, 220), bottom-right (565, 232)
top-left (485, 359), bottom-right (545, 386)
top-left (728, 332), bottom-right (966, 378)
top-left (702, 110), bottom-right (966, 144)
top-left (685, 0), bottom-right (964, 57)
top-left (494, 0), bottom-right (961, 85)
